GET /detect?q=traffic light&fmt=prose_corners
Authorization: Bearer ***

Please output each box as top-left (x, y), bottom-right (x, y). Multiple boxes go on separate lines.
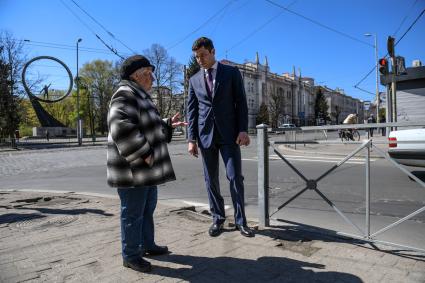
top-left (378, 58), bottom-right (388, 75)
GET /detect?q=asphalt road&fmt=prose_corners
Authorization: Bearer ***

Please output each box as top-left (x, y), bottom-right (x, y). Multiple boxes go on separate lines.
top-left (1, 137), bottom-right (424, 250)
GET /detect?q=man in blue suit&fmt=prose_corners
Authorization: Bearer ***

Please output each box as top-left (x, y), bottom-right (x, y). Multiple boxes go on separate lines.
top-left (187, 37), bottom-right (254, 237)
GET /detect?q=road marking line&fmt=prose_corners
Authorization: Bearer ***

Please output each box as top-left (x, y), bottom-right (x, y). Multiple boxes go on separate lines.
top-left (183, 200), bottom-right (231, 210)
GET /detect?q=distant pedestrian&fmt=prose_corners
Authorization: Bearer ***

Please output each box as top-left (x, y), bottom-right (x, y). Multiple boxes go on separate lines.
top-left (107, 55), bottom-right (186, 273)
top-left (367, 115), bottom-right (376, 137)
top-left (45, 130), bottom-right (50, 141)
top-left (381, 116), bottom-right (386, 136)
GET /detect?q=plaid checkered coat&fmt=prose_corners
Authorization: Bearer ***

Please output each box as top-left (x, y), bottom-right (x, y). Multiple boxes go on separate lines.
top-left (107, 80), bottom-right (176, 187)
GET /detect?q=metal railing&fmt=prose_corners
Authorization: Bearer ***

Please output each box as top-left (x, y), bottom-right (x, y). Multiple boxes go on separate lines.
top-left (257, 122), bottom-right (425, 253)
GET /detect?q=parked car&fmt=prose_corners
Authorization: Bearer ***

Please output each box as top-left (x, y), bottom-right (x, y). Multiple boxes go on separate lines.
top-left (279, 123), bottom-right (296, 129)
top-left (277, 123), bottom-right (297, 134)
top-left (388, 128), bottom-right (425, 167)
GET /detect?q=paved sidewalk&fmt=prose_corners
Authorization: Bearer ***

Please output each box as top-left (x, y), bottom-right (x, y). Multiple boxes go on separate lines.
top-left (1, 191), bottom-right (424, 283)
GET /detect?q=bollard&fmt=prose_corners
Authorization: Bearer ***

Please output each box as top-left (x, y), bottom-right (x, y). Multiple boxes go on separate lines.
top-left (11, 138), bottom-right (17, 149)
top-left (257, 124), bottom-right (269, 227)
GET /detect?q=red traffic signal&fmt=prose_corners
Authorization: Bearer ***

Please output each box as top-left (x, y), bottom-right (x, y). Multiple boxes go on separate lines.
top-left (378, 58), bottom-right (388, 75)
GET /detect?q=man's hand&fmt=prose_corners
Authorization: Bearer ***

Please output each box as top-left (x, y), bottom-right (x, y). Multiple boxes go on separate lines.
top-left (171, 112), bottom-right (188, 128)
top-left (144, 154), bottom-right (154, 167)
top-left (236, 132), bottom-right (250, 146)
top-left (188, 141), bottom-right (198, 158)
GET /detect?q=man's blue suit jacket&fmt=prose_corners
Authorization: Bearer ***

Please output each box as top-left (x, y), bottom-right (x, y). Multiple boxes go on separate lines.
top-left (187, 62), bottom-right (248, 149)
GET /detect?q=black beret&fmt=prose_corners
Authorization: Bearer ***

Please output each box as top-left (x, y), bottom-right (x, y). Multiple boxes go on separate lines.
top-left (120, 55), bottom-right (155, 79)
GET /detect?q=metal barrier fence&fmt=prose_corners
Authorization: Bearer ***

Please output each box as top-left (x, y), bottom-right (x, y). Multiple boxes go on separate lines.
top-left (257, 122), bottom-right (425, 253)
top-left (0, 136), bottom-right (107, 150)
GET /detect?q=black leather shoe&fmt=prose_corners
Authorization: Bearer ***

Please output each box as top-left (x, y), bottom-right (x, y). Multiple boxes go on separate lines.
top-left (145, 245), bottom-right (169, 256)
top-left (123, 257), bottom-right (152, 272)
top-left (208, 223), bottom-right (224, 237)
top-left (236, 225), bottom-right (255, 237)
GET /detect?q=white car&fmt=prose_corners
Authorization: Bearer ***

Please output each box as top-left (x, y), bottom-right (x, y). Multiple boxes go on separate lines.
top-left (279, 123), bottom-right (296, 129)
top-left (276, 123), bottom-right (297, 134)
top-left (388, 128), bottom-right (425, 167)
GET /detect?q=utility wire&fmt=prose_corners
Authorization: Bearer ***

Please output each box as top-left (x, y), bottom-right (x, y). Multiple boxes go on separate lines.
top-left (265, 0), bottom-right (373, 47)
top-left (22, 41), bottom-right (130, 56)
top-left (225, 0), bottom-right (297, 56)
top-left (210, 1), bottom-right (233, 36)
top-left (22, 39), bottom-right (116, 52)
top-left (166, 0), bottom-right (234, 51)
top-left (393, 0), bottom-right (419, 37)
top-left (70, 0), bottom-right (137, 54)
top-left (60, 0), bottom-right (125, 59)
top-left (395, 8), bottom-right (425, 46)
top-left (354, 8), bottom-right (425, 92)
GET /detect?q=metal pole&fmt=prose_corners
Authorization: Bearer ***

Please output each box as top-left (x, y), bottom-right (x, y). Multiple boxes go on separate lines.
top-left (257, 124), bottom-right (269, 227)
top-left (391, 58), bottom-right (397, 131)
top-left (386, 84), bottom-right (391, 137)
top-left (183, 65), bottom-right (188, 139)
top-left (374, 34), bottom-right (380, 123)
top-left (8, 51), bottom-right (17, 149)
top-left (365, 141), bottom-right (371, 238)
top-left (76, 38), bottom-right (82, 146)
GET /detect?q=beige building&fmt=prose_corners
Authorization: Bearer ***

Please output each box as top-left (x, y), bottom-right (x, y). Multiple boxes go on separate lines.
top-left (317, 86), bottom-right (364, 124)
top-left (221, 53), bottom-right (316, 128)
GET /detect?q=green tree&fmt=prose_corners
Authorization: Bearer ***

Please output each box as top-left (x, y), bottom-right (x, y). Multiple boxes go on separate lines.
top-left (42, 89), bottom-right (74, 127)
top-left (256, 102), bottom-right (269, 125)
top-left (314, 88), bottom-right (329, 123)
top-left (378, 107), bottom-right (386, 122)
top-left (332, 105), bottom-right (342, 124)
top-left (79, 60), bottom-right (120, 135)
top-left (0, 46), bottom-right (21, 139)
top-left (187, 55), bottom-right (200, 79)
top-left (18, 98), bottom-right (39, 136)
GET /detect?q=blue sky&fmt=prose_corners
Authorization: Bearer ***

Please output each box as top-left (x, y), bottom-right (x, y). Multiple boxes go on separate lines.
top-left (1, 0), bottom-right (424, 101)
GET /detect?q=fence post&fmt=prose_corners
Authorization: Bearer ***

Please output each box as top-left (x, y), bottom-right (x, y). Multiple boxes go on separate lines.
top-left (257, 124), bottom-right (269, 227)
top-left (365, 140), bottom-right (371, 238)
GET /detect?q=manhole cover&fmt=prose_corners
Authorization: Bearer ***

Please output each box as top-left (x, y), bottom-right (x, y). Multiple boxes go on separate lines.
top-left (15, 215), bottom-right (79, 229)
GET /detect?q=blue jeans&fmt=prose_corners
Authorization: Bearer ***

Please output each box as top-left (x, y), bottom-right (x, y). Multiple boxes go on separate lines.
top-left (117, 186), bottom-right (157, 261)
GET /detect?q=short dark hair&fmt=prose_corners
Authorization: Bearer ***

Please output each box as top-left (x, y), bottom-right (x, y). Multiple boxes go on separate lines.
top-left (192, 37), bottom-right (214, 52)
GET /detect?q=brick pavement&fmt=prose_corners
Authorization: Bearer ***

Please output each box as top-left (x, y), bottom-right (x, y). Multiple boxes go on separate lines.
top-left (0, 191), bottom-right (424, 283)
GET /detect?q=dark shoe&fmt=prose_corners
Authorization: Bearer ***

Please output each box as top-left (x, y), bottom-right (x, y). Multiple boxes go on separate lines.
top-left (208, 223), bottom-right (224, 237)
top-left (123, 257), bottom-right (152, 272)
top-left (145, 245), bottom-right (169, 256)
top-left (236, 225), bottom-right (255, 237)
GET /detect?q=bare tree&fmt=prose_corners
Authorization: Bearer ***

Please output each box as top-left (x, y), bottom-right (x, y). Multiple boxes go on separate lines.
top-left (0, 30), bottom-right (26, 97)
top-left (0, 31), bottom-right (26, 139)
top-left (268, 88), bottom-right (285, 128)
top-left (143, 44), bottom-right (182, 116)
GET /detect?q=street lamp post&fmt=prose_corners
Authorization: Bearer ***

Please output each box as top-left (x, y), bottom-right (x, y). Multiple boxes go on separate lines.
top-left (76, 38), bottom-right (82, 146)
top-left (365, 33), bottom-right (380, 123)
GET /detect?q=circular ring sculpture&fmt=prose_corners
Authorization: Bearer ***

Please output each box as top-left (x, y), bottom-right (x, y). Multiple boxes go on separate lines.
top-left (22, 56), bottom-right (73, 103)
